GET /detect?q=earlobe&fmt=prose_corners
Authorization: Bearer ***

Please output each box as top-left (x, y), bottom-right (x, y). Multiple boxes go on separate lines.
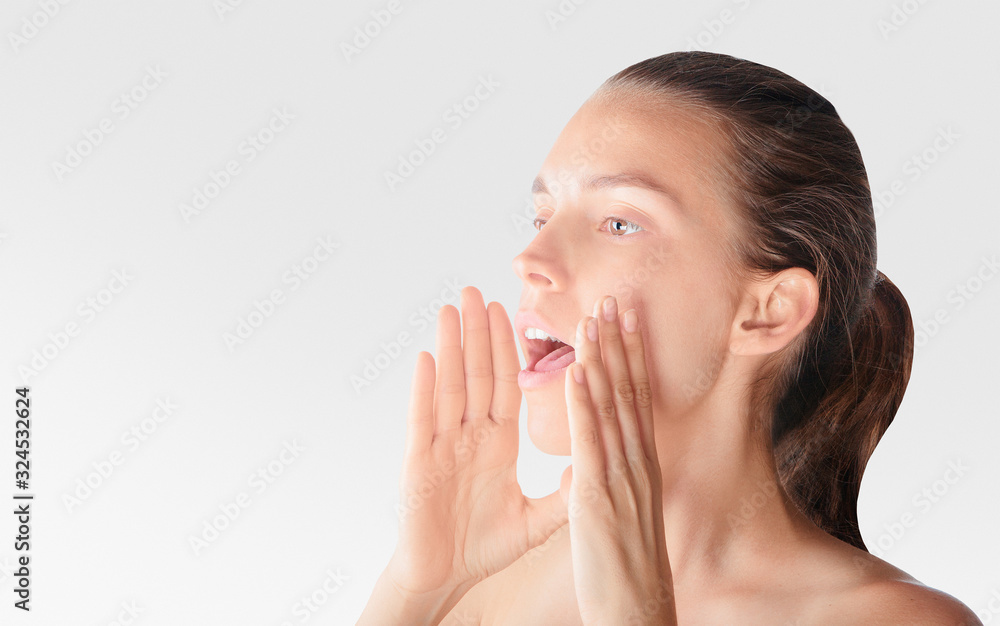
top-left (730, 268), bottom-right (819, 357)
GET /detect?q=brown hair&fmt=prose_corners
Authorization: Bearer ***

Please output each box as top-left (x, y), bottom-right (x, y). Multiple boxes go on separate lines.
top-left (597, 51), bottom-right (914, 551)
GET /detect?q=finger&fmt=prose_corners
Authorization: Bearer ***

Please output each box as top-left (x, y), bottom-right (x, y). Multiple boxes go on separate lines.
top-left (433, 304), bottom-right (465, 435)
top-left (460, 287), bottom-right (492, 422)
top-left (404, 351), bottom-right (436, 459)
top-left (596, 296), bottom-right (642, 463)
top-left (566, 333), bottom-right (606, 483)
top-left (620, 308), bottom-right (659, 467)
top-left (486, 301), bottom-right (521, 438)
top-left (577, 308), bottom-right (625, 477)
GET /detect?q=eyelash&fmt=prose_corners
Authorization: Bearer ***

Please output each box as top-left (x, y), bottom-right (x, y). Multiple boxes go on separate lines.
top-left (532, 215), bottom-right (645, 237)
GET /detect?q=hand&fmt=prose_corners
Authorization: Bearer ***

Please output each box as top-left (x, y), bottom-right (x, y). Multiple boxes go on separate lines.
top-left (386, 286), bottom-right (567, 601)
top-left (562, 296), bottom-right (676, 625)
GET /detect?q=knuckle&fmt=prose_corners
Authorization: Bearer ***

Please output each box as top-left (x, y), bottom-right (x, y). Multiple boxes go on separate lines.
top-left (462, 408), bottom-right (486, 422)
top-left (613, 380), bottom-right (634, 404)
top-left (595, 398), bottom-right (616, 421)
top-left (633, 379), bottom-right (653, 408)
top-left (609, 457), bottom-right (630, 477)
top-left (463, 366), bottom-right (493, 379)
top-left (601, 326), bottom-right (621, 343)
top-left (438, 382), bottom-right (466, 395)
top-left (578, 428), bottom-right (600, 446)
top-left (491, 371), bottom-right (518, 384)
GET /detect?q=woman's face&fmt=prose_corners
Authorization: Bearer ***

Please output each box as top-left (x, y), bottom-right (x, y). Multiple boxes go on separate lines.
top-left (513, 94), bottom-right (743, 455)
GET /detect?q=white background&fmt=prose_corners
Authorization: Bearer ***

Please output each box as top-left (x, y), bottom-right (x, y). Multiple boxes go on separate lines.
top-left (1, 0), bottom-right (998, 624)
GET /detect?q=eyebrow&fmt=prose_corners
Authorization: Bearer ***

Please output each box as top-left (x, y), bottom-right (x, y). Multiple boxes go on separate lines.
top-left (531, 170), bottom-right (682, 208)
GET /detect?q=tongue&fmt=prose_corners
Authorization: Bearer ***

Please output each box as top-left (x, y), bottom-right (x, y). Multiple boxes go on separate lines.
top-left (534, 344), bottom-right (575, 372)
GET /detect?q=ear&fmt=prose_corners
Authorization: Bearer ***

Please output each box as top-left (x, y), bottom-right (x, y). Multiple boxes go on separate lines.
top-left (730, 267), bottom-right (819, 356)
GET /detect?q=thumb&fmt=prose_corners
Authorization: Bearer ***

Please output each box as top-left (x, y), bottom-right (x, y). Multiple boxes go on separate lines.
top-left (524, 484), bottom-right (569, 550)
top-left (560, 464), bottom-right (573, 507)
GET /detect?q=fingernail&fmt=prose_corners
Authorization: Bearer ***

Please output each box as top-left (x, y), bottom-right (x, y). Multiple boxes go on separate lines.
top-left (623, 309), bottom-right (637, 333)
top-left (586, 317), bottom-right (598, 341)
top-left (602, 296), bottom-right (617, 322)
top-left (572, 362), bottom-right (585, 384)
top-left (592, 298), bottom-right (601, 317)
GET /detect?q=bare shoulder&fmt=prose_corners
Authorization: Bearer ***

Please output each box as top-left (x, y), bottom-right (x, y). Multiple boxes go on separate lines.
top-left (825, 552), bottom-right (982, 625)
top-left (835, 577), bottom-right (982, 625)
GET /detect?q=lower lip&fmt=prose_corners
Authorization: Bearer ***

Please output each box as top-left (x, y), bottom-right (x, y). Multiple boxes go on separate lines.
top-left (518, 361), bottom-right (573, 390)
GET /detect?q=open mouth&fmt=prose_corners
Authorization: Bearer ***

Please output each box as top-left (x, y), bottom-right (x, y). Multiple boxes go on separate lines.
top-left (525, 337), bottom-right (576, 373)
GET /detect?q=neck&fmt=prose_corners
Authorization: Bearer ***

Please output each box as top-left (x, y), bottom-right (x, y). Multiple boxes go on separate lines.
top-left (652, 381), bottom-right (822, 591)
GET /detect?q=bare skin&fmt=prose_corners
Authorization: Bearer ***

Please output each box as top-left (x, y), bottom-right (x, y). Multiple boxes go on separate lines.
top-left (359, 94), bottom-right (981, 624)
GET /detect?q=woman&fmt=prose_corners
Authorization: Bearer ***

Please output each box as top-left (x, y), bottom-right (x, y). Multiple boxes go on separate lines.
top-left (359, 51), bottom-right (981, 624)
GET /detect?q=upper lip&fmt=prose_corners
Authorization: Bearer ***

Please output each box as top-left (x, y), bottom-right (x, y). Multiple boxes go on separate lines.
top-left (514, 309), bottom-right (575, 370)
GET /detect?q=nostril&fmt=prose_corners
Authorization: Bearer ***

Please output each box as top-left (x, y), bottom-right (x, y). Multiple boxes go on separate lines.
top-left (524, 272), bottom-right (554, 288)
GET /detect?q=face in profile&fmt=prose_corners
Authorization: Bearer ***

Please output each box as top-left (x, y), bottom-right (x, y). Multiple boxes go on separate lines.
top-left (513, 94), bottom-right (745, 455)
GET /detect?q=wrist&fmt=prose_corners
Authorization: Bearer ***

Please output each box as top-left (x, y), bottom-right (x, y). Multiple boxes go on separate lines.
top-left (358, 567), bottom-right (476, 626)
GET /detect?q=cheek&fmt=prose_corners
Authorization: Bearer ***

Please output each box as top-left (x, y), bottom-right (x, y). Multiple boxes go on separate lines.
top-left (639, 292), bottom-right (732, 411)
top-left (524, 387), bottom-right (572, 455)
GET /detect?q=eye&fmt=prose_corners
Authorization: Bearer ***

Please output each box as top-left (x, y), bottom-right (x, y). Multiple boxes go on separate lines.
top-left (604, 216), bottom-right (644, 237)
top-left (533, 215), bottom-right (645, 236)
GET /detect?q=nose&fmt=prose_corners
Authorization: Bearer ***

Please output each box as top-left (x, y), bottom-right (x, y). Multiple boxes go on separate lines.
top-left (512, 232), bottom-right (566, 291)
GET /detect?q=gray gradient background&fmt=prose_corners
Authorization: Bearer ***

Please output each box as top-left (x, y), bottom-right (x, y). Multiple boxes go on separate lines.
top-left (1, 0), bottom-right (998, 624)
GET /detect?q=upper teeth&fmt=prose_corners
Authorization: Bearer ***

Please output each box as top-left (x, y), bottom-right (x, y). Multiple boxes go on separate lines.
top-left (525, 327), bottom-right (561, 342)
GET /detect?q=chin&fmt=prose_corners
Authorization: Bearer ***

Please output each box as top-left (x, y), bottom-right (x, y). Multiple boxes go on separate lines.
top-left (524, 391), bottom-right (572, 455)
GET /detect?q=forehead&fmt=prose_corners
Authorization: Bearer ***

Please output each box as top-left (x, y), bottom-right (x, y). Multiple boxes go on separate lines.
top-left (534, 94), bottom-right (728, 223)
